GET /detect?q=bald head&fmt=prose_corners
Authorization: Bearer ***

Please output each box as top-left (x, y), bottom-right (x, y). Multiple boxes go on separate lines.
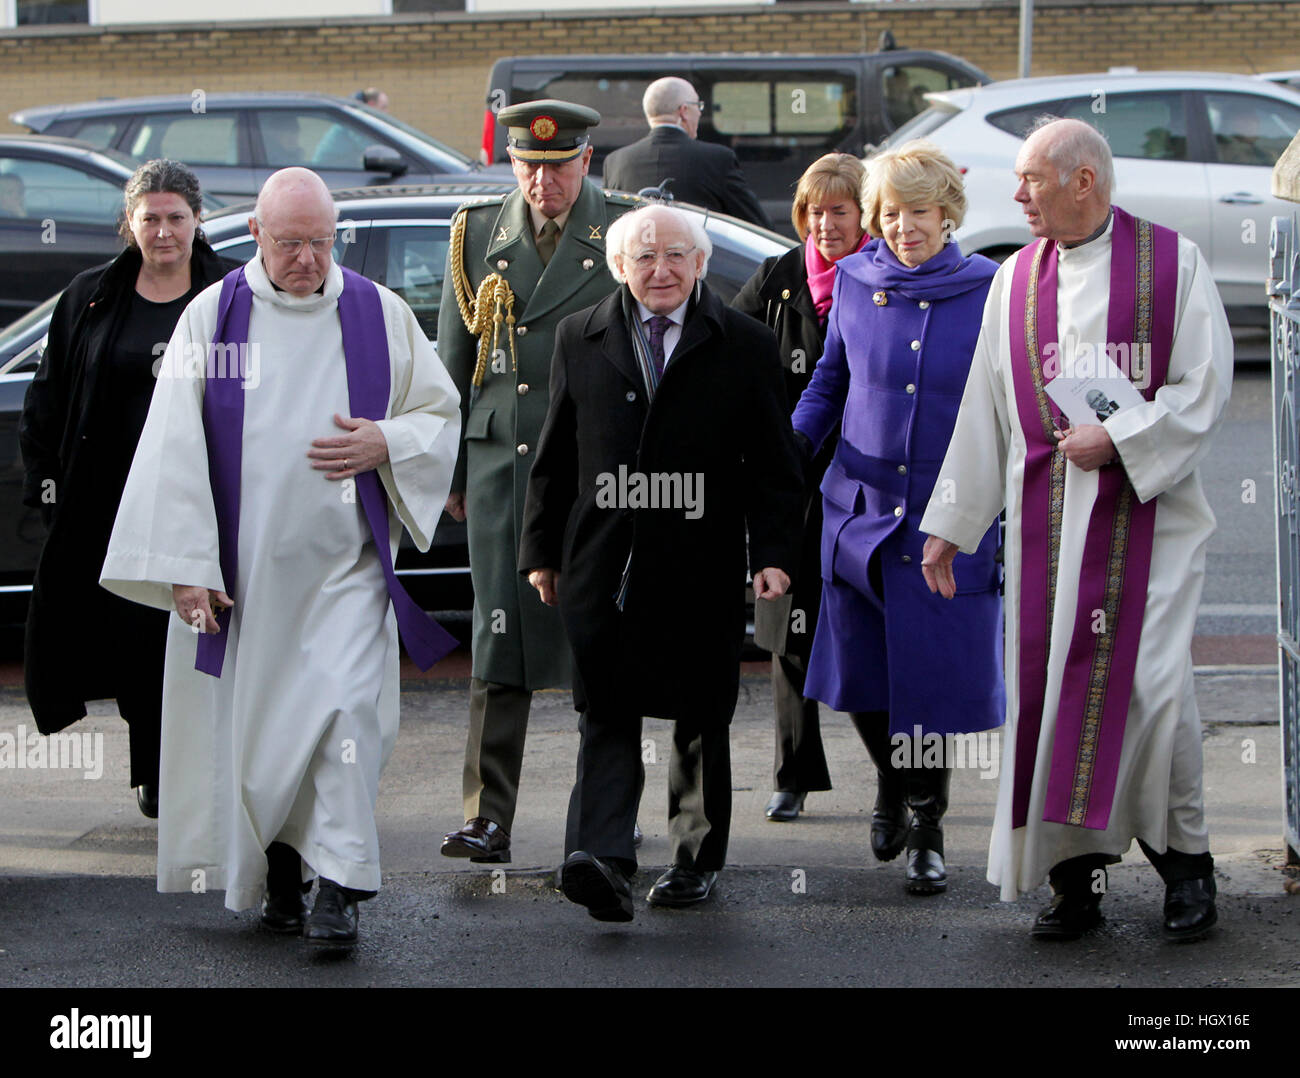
top-left (249, 168), bottom-right (339, 296)
top-left (644, 76), bottom-right (703, 137)
top-left (1014, 118), bottom-right (1114, 243)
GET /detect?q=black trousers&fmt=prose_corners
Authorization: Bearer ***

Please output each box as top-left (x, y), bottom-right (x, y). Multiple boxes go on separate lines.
top-left (565, 708), bottom-right (731, 876)
top-left (771, 653), bottom-right (832, 793)
top-left (1050, 842), bottom-right (1214, 894)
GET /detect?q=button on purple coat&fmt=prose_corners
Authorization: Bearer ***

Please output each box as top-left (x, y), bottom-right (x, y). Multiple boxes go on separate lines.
top-left (792, 239), bottom-right (1005, 736)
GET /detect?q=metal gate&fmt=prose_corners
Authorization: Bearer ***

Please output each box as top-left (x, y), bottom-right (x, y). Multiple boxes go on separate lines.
top-left (1270, 209), bottom-right (1300, 863)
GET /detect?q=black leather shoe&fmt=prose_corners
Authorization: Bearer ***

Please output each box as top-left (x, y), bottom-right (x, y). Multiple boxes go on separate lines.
top-left (261, 887), bottom-right (308, 934)
top-left (135, 784), bottom-right (159, 819)
top-left (303, 879), bottom-right (358, 947)
top-left (440, 817), bottom-right (511, 863)
top-left (561, 851), bottom-right (634, 922)
top-left (872, 801), bottom-right (909, 862)
top-left (1163, 877), bottom-right (1217, 942)
top-left (906, 847), bottom-right (947, 895)
top-left (765, 791), bottom-right (806, 821)
top-left (1031, 892), bottom-right (1103, 940)
top-left (633, 822), bottom-right (643, 848)
top-left (647, 865), bottom-right (717, 908)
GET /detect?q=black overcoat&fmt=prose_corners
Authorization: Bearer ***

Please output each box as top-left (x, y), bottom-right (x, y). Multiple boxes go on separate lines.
top-left (519, 282), bottom-right (803, 725)
top-left (602, 126), bottom-right (771, 229)
top-left (19, 239), bottom-right (236, 733)
top-left (730, 246), bottom-right (836, 660)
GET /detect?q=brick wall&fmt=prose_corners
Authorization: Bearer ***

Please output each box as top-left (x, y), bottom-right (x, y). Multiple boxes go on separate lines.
top-left (0, 1), bottom-right (1295, 157)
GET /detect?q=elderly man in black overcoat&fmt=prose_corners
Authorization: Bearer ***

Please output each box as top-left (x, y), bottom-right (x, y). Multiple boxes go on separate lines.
top-left (519, 203), bottom-right (802, 921)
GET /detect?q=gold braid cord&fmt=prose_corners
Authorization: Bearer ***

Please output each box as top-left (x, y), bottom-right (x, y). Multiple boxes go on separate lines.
top-left (449, 208), bottom-right (518, 388)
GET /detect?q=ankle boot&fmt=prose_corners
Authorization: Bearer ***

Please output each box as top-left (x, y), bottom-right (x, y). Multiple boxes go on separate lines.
top-left (852, 712), bottom-right (909, 862)
top-left (904, 765), bottom-right (951, 894)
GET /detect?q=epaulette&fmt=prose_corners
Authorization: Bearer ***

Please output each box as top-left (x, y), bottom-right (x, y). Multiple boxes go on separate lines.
top-left (453, 194), bottom-right (508, 217)
top-left (602, 190), bottom-right (642, 207)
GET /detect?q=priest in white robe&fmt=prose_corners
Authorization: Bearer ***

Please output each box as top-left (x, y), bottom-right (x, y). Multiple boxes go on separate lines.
top-left (101, 168), bottom-right (461, 948)
top-left (920, 119), bottom-right (1232, 942)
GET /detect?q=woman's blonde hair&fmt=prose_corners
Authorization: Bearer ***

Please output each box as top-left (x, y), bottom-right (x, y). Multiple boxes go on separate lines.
top-left (790, 152), bottom-right (867, 240)
top-left (861, 138), bottom-right (966, 238)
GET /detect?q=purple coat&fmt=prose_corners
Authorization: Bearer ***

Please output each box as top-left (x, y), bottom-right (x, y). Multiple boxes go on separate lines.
top-left (792, 239), bottom-right (1005, 736)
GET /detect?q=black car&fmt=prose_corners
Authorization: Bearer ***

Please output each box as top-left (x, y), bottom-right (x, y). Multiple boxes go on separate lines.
top-left (12, 92), bottom-right (509, 205)
top-left (0, 181), bottom-right (794, 622)
top-left (0, 134), bottom-right (139, 323)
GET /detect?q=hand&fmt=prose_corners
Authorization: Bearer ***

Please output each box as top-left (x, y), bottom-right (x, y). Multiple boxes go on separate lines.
top-left (921, 536), bottom-right (959, 599)
top-left (753, 567), bottom-right (790, 600)
top-left (173, 584), bottom-right (233, 634)
top-left (308, 413), bottom-right (389, 481)
top-left (528, 568), bottom-right (559, 606)
top-left (445, 492), bottom-right (466, 522)
top-left (1054, 423), bottom-right (1117, 472)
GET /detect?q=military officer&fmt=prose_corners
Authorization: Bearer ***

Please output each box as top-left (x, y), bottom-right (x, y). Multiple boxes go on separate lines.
top-left (437, 100), bottom-right (637, 863)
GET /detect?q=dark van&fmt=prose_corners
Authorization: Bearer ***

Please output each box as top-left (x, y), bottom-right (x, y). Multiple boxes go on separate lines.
top-left (482, 47), bottom-right (991, 232)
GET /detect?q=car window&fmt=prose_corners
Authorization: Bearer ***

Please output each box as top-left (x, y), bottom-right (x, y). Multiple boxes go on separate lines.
top-left (67, 118), bottom-right (128, 150)
top-left (382, 225), bottom-right (448, 339)
top-left (1057, 92), bottom-right (1189, 161)
top-left (130, 113), bottom-right (242, 167)
top-left (1205, 92), bottom-right (1300, 167)
top-left (711, 76), bottom-right (857, 138)
top-left (987, 101), bottom-right (1067, 140)
top-left (256, 111), bottom-right (376, 170)
top-left (880, 63), bottom-right (974, 131)
top-left (0, 156), bottom-right (122, 224)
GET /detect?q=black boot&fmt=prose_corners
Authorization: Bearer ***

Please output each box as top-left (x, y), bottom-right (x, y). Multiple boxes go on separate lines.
top-left (852, 712), bottom-right (908, 862)
top-left (904, 765), bottom-right (950, 895)
top-left (1032, 854), bottom-right (1113, 940)
top-left (1138, 839), bottom-right (1217, 942)
top-left (261, 841), bottom-right (310, 934)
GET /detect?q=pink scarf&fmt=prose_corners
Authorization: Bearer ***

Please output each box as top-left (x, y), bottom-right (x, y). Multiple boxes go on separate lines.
top-left (804, 231), bottom-right (868, 322)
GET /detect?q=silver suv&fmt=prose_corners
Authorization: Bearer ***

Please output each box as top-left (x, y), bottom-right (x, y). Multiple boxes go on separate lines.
top-left (885, 71), bottom-right (1300, 325)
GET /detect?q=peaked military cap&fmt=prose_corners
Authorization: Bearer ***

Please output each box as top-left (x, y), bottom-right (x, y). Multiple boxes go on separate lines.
top-left (498, 99), bottom-right (601, 163)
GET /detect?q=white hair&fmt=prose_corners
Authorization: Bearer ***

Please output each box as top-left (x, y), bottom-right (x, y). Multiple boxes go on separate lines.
top-left (605, 204), bottom-right (712, 282)
top-left (642, 77), bottom-right (697, 124)
top-left (1029, 116), bottom-right (1115, 202)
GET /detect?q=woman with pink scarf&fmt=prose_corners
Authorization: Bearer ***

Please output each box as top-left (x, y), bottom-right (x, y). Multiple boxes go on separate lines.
top-left (732, 152), bottom-right (871, 823)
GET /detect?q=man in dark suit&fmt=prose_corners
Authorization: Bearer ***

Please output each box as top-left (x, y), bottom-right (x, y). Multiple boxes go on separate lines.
top-left (519, 204), bottom-right (802, 922)
top-left (602, 76), bottom-right (771, 228)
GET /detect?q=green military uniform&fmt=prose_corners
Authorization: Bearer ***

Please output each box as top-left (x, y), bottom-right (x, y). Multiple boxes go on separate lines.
top-left (437, 100), bottom-right (636, 844)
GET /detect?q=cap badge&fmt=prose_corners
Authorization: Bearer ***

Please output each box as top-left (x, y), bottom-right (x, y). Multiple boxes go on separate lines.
top-left (530, 115), bottom-right (558, 141)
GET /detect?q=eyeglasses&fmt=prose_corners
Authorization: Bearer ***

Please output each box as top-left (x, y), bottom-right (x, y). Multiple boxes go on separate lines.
top-left (682, 100), bottom-right (706, 112)
top-left (627, 246), bottom-right (696, 269)
top-left (258, 225), bottom-right (335, 255)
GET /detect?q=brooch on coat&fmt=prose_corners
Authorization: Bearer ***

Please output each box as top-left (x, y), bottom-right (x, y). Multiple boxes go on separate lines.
top-left (873, 291), bottom-right (888, 306)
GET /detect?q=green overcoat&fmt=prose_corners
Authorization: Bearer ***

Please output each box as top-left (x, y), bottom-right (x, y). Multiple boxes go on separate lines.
top-left (437, 179), bottom-right (635, 688)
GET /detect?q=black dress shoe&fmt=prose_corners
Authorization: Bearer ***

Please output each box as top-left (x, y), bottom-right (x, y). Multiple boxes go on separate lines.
top-left (633, 822), bottom-right (643, 848)
top-left (260, 887), bottom-right (308, 934)
top-left (647, 865), bottom-right (717, 908)
top-left (905, 847), bottom-right (947, 895)
top-left (1163, 876), bottom-right (1217, 942)
top-left (765, 791), bottom-right (806, 821)
top-left (560, 851), bottom-right (634, 922)
top-left (135, 784), bottom-right (159, 819)
top-left (440, 817), bottom-right (511, 863)
top-left (1031, 892), bottom-right (1103, 940)
top-left (303, 879), bottom-right (358, 947)
top-left (872, 802), bottom-right (909, 862)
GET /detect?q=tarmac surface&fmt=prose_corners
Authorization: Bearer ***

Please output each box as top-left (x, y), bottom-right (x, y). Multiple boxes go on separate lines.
top-left (1, 662), bottom-right (1296, 992)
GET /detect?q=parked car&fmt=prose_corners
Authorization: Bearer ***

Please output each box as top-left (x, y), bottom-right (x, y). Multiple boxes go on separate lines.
top-left (12, 92), bottom-right (509, 205)
top-left (881, 71), bottom-right (1300, 325)
top-left (0, 134), bottom-right (141, 323)
top-left (483, 46), bottom-right (991, 235)
top-left (0, 181), bottom-right (793, 623)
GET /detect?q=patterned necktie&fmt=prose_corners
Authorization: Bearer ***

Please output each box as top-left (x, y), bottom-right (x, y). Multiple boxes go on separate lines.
top-left (646, 315), bottom-right (672, 378)
top-left (536, 219), bottom-right (560, 266)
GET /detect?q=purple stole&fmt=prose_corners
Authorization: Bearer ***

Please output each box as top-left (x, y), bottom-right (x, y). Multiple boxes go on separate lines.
top-left (195, 265), bottom-right (458, 677)
top-left (1007, 207), bottom-right (1178, 830)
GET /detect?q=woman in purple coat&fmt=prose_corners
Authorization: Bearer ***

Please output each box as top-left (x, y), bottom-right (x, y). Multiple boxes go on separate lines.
top-left (792, 140), bottom-right (1005, 895)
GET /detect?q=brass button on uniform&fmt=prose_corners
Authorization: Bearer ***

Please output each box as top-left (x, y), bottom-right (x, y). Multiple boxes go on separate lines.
top-left (496, 259), bottom-right (509, 270)
top-left (516, 325), bottom-right (528, 337)
top-left (781, 289), bottom-right (791, 299)
top-left (516, 444), bottom-right (529, 456)
top-left (517, 383), bottom-right (529, 396)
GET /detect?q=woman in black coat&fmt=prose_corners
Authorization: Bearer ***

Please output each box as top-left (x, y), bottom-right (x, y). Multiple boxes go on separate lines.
top-left (731, 152), bottom-right (869, 823)
top-left (19, 159), bottom-right (236, 818)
